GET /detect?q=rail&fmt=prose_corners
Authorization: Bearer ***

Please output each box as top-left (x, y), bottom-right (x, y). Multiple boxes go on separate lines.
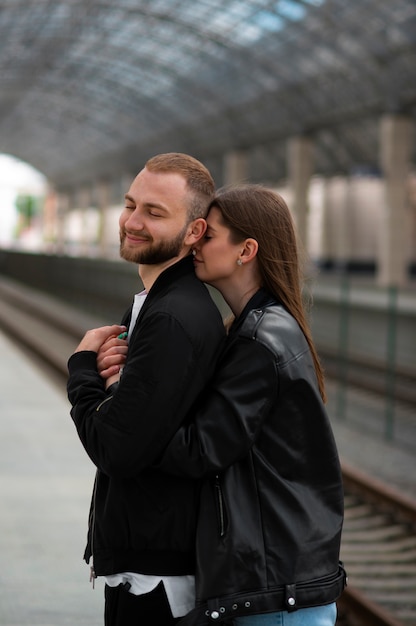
top-left (338, 463), bottom-right (416, 625)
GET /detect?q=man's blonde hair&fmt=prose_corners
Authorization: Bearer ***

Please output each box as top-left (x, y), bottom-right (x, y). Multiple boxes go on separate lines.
top-left (145, 153), bottom-right (215, 221)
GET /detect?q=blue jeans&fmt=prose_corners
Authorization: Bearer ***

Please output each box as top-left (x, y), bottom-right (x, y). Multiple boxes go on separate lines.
top-left (233, 603), bottom-right (337, 626)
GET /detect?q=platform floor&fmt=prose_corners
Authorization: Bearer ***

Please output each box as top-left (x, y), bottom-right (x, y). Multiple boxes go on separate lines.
top-left (0, 328), bottom-right (415, 625)
top-left (0, 331), bottom-right (103, 626)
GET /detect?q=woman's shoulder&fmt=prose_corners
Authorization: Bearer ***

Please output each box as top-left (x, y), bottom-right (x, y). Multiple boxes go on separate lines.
top-left (239, 304), bottom-right (308, 360)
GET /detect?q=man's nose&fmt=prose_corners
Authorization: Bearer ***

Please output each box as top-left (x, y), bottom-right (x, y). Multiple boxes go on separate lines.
top-left (125, 208), bottom-right (144, 230)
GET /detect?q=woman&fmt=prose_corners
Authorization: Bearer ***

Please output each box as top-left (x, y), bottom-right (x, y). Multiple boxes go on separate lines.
top-left (103, 185), bottom-right (346, 625)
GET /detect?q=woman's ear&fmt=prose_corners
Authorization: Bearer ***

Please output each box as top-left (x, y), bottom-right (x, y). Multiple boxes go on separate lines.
top-left (240, 238), bottom-right (258, 263)
top-left (185, 218), bottom-right (207, 245)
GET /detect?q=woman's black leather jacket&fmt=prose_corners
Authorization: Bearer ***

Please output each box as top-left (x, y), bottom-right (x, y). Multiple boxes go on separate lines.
top-left (159, 290), bottom-right (346, 624)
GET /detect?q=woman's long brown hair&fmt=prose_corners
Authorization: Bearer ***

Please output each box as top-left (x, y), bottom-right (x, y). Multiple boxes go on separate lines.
top-left (212, 184), bottom-right (326, 402)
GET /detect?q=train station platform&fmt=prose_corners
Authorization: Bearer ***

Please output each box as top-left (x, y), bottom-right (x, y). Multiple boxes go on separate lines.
top-left (0, 324), bottom-right (415, 625)
top-left (0, 330), bottom-right (103, 626)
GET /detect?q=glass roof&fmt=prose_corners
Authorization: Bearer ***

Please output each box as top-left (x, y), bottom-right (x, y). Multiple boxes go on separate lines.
top-left (0, 0), bottom-right (415, 188)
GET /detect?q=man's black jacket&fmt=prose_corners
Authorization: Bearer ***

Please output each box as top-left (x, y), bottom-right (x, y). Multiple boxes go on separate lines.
top-left (67, 256), bottom-right (225, 576)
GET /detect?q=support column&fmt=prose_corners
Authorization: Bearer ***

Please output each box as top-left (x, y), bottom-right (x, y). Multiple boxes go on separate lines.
top-left (41, 186), bottom-right (58, 252)
top-left (324, 176), bottom-right (351, 270)
top-left (319, 177), bottom-right (334, 268)
top-left (119, 172), bottom-right (135, 199)
top-left (55, 191), bottom-right (70, 254)
top-left (409, 174), bottom-right (416, 274)
top-left (103, 173), bottom-right (135, 258)
top-left (77, 185), bottom-right (93, 257)
top-left (378, 114), bottom-right (413, 286)
top-left (223, 150), bottom-right (249, 185)
top-left (287, 136), bottom-right (313, 247)
top-left (95, 179), bottom-right (111, 258)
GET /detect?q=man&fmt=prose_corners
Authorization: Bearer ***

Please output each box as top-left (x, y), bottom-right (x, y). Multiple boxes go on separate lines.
top-left (67, 153), bottom-right (225, 626)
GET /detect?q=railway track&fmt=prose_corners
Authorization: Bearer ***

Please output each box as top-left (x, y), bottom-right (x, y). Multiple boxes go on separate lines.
top-left (321, 352), bottom-right (416, 409)
top-left (338, 465), bottom-right (416, 626)
top-left (0, 275), bottom-right (106, 381)
top-left (1, 275), bottom-right (415, 626)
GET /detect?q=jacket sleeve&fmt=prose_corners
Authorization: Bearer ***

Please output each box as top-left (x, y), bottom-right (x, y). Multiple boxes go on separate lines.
top-left (67, 312), bottom-right (207, 477)
top-left (157, 336), bottom-right (278, 478)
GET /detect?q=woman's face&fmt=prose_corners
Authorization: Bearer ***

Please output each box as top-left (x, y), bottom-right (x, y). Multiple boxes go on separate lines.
top-left (193, 206), bottom-right (243, 289)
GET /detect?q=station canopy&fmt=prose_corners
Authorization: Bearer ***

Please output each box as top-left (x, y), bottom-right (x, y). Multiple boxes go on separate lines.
top-left (0, 0), bottom-right (415, 188)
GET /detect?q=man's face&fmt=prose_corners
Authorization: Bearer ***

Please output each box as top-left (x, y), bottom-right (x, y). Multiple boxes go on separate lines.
top-left (119, 167), bottom-right (191, 265)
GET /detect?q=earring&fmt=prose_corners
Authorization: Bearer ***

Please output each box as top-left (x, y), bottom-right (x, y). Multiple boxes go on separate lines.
top-left (237, 259), bottom-right (242, 266)
top-left (192, 249), bottom-right (196, 256)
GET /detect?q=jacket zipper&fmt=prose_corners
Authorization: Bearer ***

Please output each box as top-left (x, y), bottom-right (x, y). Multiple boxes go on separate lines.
top-left (89, 394), bottom-right (115, 585)
top-left (89, 471), bottom-right (98, 588)
top-left (89, 396), bottom-right (112, 586)
top-left (215, 475), bottom-right (226, 537)
top-left (96, 395), bottom-right (113, 412)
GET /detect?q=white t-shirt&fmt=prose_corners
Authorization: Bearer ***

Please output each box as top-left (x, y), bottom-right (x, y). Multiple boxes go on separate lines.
top-left (104, 572), bottom-right (195, 617)
top-left (127, 291), bottom-right (147, 341)
top-left (103, 290), bottom-right (195, 618)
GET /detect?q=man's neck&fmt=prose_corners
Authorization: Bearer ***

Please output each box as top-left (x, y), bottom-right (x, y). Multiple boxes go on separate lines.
top-left (138, 255), bottom-right (186, 292)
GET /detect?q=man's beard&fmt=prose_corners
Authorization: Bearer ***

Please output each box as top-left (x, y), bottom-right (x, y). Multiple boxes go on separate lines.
top-left (119, 226), bottom-right (188, 265)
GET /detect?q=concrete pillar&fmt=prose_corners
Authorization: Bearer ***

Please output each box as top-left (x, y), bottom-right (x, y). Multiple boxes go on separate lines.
top-left (95, 180), bottom-right (112, 258)
top-left (55, 191), bottom-right (69, 254)
top-left (287, 136), bottom-right (313, 247)
top-left (318, 177), bottom-right (332, 267)
top-left (120, 172), bottom-right (136, 199)
top-left (223, 150), bottom-right (249, 185)
top-left (378, 114), bottom-right (413, 286)
top-left (327, 176), bottom-right (351, 270)
top-left (76, 185), bottom-right (93, 257)
top-left (101, 173), bottom-right (135, 259)
top-left (409, 173), bottom-right (416, 273)
top-left (40, 186), bottom-right (58, 252)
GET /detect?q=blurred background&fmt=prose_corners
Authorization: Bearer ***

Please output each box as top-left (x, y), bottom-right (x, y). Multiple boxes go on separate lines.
top-left (0, 2), bottom-right (415, 625)
top-left (0, 0), bottom-right (415, 283)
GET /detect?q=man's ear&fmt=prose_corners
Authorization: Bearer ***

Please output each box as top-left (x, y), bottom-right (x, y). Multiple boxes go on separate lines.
top-left (185, 218), bottom-right (207, 245)
top-left (240, 238), bottom-right (258, 263)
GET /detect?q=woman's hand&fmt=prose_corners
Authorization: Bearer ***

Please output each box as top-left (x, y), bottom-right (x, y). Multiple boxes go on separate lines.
top-left (74, 325), bottom-right (128, 389)
top-left (97, 332), bottom-right (129, 388)
top-left (74, 325), bottom-right (127, 354)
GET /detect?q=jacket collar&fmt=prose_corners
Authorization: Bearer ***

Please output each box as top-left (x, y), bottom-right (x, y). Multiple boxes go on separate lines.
top-left (122, 256), bottom-right (195, 327)
top-left (229, 288), bottom-right (278, 335)
top-left (145, 254), bottom-right (194, 300)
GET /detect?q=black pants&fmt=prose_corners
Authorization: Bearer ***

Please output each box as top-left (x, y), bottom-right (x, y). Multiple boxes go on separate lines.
top-left (104, 580), bottom-right (181, 626)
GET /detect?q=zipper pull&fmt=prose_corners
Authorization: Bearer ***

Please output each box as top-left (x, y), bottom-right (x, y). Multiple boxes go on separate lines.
top-left (90, 565), bottom-right (97, 589)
